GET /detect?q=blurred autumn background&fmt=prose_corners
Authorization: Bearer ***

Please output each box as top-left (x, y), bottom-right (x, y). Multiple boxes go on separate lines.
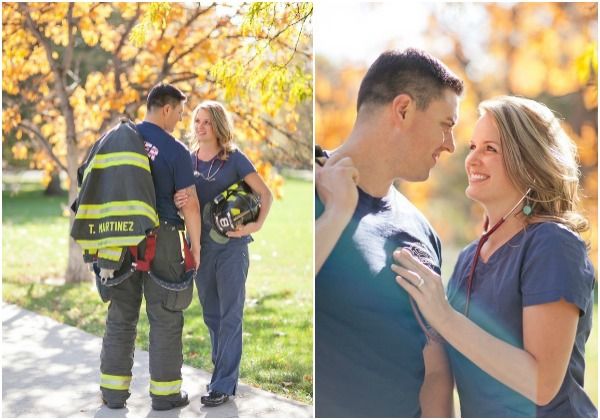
top-left (316, 1), bottom-right (597, 406)
top-left (3, 2), bottom-right (313, 402)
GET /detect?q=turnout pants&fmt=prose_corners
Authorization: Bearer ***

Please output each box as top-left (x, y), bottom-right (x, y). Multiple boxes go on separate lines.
top-left (98, 221), bottom-right (193, 405)
top-left (196, 242), bottom-right (249, 395)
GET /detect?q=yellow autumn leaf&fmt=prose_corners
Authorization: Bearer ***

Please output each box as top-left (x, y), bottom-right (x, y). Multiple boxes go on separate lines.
top-left (11, 143), bottom-right (28, 160)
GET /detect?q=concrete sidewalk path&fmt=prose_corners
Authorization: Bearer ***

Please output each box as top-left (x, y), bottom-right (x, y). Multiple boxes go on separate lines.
top-left (2, 302), bottom-right (313, 418)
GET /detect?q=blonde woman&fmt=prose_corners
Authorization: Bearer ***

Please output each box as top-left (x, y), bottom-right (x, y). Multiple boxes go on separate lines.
top-left (392, 96), bottom-right (597, 417)
top-left (175, 100), bottom-right (272, 407)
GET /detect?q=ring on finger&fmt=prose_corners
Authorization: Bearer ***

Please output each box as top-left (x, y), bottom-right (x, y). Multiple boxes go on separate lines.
top-left (415, 275), bottom-right (424, 289)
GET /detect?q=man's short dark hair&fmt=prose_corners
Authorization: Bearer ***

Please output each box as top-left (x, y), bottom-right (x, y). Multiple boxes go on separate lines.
top-left (147, 83), bottom-right (186, 110)
top-left (357, 48), bottom-right (464, 112)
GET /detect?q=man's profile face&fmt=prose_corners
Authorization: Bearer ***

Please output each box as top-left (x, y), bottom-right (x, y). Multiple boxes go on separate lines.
top-left (402, 89), bottom-right (459, 182)
top-left (164, 102), bottom-right (184, 133)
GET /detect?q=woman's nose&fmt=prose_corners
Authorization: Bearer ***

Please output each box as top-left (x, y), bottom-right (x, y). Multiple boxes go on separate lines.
top-left (465, 148), bottom-right (481, 168)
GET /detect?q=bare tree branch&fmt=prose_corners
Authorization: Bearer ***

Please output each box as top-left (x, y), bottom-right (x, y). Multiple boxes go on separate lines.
top-left (62, 3), bottom-right (75, 74)
top-left (113, 4), bottom-right (142, 92)
top-left (19, 3), bottom-right (78, 148)
top-left (234, 109), bottom-right (311, 151)
top-left (168, 72), bottom-right (200, 84)
top-left (169, 3), bottom-right (217, 62)
top-left (260, 116), bottom-right (311, 151)
top-left (282, 10), bottom-right (308, 68)
top-left (18, 120), bottom-right (68, 173)
top-left (242, 5), bottom-right (312, 69)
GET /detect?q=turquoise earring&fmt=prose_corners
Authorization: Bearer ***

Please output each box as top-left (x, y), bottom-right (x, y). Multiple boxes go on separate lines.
top-left (523, 195), bottom-right (533, 216)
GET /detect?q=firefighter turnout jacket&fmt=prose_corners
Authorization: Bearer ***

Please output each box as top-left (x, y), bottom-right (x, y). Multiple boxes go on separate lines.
top-left (70, 119), bottom-right (159, 270)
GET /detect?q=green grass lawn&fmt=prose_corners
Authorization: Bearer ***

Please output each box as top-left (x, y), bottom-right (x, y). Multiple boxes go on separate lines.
top-left (2, 177), bottom-right (313, 403)
top-left (3, 179), bottom-right (598, 408)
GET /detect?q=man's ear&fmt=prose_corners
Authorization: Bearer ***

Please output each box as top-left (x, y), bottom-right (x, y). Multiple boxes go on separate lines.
top-left (391, 94), bottom-right (413, 125)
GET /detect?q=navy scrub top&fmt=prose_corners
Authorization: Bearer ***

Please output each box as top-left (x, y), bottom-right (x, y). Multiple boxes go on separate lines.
top-left (315, 186), bottom-right (442, 417)
top-left (446, 222), bottom-right (597, 418)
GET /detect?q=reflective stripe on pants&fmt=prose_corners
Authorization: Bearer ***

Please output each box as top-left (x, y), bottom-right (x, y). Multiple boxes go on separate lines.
top-left (100, 373), bottom-right (132, 391)
top-left (149, 379), bottom-right (182, 396)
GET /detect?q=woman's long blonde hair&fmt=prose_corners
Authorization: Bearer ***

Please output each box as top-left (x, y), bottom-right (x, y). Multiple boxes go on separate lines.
top-left (189, 100), bottom-right (236, 159)
top-left (479, 96), bottom-right (588, 233)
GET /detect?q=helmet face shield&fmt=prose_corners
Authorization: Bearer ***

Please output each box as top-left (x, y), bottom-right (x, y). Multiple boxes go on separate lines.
top-left (211, 181), bottom-right (261, 236)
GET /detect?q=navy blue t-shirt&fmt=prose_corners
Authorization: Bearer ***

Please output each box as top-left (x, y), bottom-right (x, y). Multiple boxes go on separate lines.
top-left (447, 222), bottom-right (597, 418)
top-left (136, 122), bottom-right (195, 225)
top-left (315, 186), bottom-right (442, 418)
top-left (190, 149), bottom-right (256, 247)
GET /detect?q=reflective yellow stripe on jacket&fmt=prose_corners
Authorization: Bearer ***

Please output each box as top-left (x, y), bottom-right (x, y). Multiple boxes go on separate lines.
top-left (76, 235), bottom-right (147, 250)
top-left (100, 373), bottom-right (131, 391)
top-left (149, 379), bottom-right (182, 396)
top-left (75, 200), bottom-right (159, 226)
top-left (82, 152), bottom-right (150, 184)
top-left (97, 247), bottom-right (124, 262)
top-left (84, 249), bottom-right (98, 258)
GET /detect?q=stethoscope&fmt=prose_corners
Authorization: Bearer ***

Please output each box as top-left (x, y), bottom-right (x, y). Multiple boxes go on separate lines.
top-left (463, 188), bottom-right (532, 316)
top-left (194, 152), bottom-right (224, 182)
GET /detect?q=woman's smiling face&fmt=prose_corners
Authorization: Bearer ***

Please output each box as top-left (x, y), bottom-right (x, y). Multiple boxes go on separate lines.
top-left (195, 108), bottom-right (216, 143)
top-left (464, 112), bottom-right (521, 209)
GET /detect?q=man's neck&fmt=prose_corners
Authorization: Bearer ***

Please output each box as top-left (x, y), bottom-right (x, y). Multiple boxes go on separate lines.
top-left (144, 114), bottom-right (166, 131)
top-left (333, 125), bottom-right (395, 198)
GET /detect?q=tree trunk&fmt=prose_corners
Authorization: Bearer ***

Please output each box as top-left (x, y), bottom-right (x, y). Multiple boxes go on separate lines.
top-left (44, 171), bottom-right (63, 196)
top-left (64, 143), bottom-right (91, 283)
top-left (66, 236), bottom-right (92, 283)
top-left (62, 74), bottom-right (89, 283)
top-left (64, 116), bottom-right (89, 283)
top-left (20, 3), bottom-right (90, 283)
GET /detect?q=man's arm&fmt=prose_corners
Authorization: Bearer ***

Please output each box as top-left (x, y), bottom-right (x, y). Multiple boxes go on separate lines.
top-left (315, 204), bottom-right (354, 274)
top-left (178, 184), bottom-right (201, 269)
top-left (420, 339), bottom-right (454, 417)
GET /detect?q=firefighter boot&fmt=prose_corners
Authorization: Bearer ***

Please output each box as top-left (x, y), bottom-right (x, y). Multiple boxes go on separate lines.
top-left (151, 390), bottom-right (189, 411)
